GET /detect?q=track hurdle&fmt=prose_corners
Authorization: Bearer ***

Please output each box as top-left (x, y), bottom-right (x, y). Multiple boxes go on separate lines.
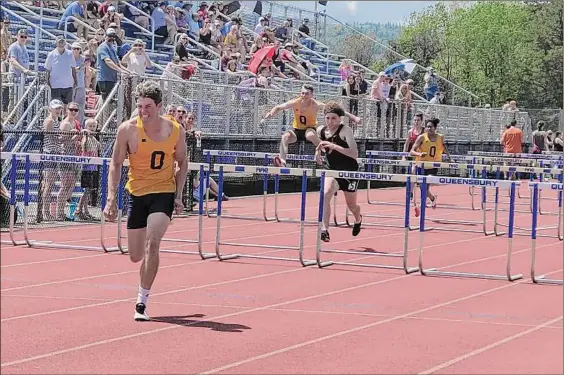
top-left (202, 149), bottom-right (318, 224)
top-left (530, 182), bottom-right (563, 284)
top-left (1, 153), bottom-right (27, 246)
top-left (114, 163), bottom-right (217, 260)
top-left (417, 175), bottom-right (523, 282)
top-left (19, 153), bottom-right (121, 253)
top-left (213, 164), bottom-right (317, 267)
top-left (315, 169), bottom-right (419, 273)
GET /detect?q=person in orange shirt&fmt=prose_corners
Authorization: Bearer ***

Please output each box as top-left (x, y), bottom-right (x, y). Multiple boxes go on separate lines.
top-left (500, 120), bottom-right (523, 154)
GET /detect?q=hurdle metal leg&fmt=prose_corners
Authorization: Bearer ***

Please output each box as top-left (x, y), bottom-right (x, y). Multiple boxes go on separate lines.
top-left (418, 178), bottom-right (523, 282)
top-left (316, 174), bottom-right (419, 273)
top-left (2, 156), bottom-right (26, 246)
top-left (530, 184), bottom-right (564, 285)
top-left (214, 165), bottom-right (316, 267)
top-left (22, 156), bottom-right (114, 252)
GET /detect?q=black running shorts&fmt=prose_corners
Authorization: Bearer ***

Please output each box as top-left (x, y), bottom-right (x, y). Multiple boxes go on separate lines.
top-left (127, 192), bottom-right (175, 229)
top-left (422, 168), bottom-right (438, 176)
top-left (336, 178), bottom-right (359, 193)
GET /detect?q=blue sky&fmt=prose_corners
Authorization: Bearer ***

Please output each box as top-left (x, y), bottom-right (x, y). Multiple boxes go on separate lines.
top-left (277, 1), bottom-right (437, 24)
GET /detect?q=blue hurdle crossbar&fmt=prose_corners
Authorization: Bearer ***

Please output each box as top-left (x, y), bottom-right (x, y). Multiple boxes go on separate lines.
top-left (212, 164), bottom-right (317, 266)
top-left (417, 175), bottom-right (523, 282)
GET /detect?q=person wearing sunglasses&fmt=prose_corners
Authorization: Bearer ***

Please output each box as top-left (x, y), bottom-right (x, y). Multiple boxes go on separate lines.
top-left (7, 29), bottom-right (36, 101)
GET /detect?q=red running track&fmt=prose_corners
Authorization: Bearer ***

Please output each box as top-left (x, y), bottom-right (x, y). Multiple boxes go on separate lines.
top-left (1, 184), bottom-right (562, 374)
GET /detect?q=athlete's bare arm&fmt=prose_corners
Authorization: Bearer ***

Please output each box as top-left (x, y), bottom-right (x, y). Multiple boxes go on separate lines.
top-left (173, 125), bottom-right (189, 214)
top-left (104, 120), bottom-right (134, 221)
top-left (314, 100), bottom-right (361, 124)
top-left (441, 135), bottom-right (452, 162)
top-left (262, 99), bottom-right (299, 120)
top-left (410, 134), bottom-right (426, 158)
top-left (317, 126), bottom-right (358, 160)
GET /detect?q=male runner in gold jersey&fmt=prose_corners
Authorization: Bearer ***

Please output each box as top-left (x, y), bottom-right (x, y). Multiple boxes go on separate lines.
top-left (262, 84), bottom-right (360, 167)
top-left (410, 117), bottom-right (451, 216)
top-left (104, 80), bottom-right (188, 321)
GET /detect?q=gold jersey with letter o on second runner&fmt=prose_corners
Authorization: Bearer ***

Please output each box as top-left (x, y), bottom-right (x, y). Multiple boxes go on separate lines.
top-left (292, 100), bottom-right (318, 130)
top-left (415, 133), bottom-right (444, 165)
top-left (125, 116), bottom-right (180, 197)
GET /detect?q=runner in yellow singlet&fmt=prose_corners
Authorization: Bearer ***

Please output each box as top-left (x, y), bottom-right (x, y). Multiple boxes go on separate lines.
top-left (262, 84), bottom-right (361, 167)
top-left (104, 81), bottom-right (188, 322)
top-left (409, 117), bottom-right (451, 216)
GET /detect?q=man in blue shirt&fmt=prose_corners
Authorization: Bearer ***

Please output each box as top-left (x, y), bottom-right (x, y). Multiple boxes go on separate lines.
top-left (59, 0), bottom-right (87, 39)
top-left (96, 28), bottom-right (130, 100)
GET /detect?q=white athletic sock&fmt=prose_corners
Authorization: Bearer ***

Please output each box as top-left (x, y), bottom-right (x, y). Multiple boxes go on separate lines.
top-left (137, 286), bottom-right (150, 305)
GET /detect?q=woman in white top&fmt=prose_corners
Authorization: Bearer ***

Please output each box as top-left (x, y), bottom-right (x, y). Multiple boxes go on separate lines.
top-left (121, 39), bottom-right (152, 76)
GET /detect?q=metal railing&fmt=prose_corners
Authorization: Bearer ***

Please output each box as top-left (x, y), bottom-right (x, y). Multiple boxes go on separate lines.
top-left (119, 0), bottom-right (156, 52)
top-left (114, 73), bottom-right (531, 142)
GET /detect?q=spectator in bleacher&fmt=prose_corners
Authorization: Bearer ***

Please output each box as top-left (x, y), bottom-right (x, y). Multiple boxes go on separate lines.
top-left (162, 54), bottom-right (198, 81)
top-left (531, 121), bottom-right (549, 154)
top-left (83, 49), bottom-right (95, 89)
top-left (423, 67), bottom-right (438, 101)
top-left (262, 13), bottom-right (272, 26)
top-left (125, 1), bottom-right (150, 30)
top-left (71, 42), bottom-right (87, 123)
top-left (175, 105), bottom-right (187, 125)
top-left (262, 26), bottom-right (277, 44)
top-left (175, 33), bottom-right (191, 62)
top-left (84, 0), bottom-right (101, 29)
top-left (8, 29), bottom-right (36, 97)
top-left (75, 118), bottom-right (100, 220)
top-left (41, 99), bottom-right (64, 221)
top-left (96, 28), bottom-right (129, 100)
top-left (152, 2), bottom-right (170, 43)
top-left (429, 91), bottom-right (442, 104)
top-left (338, 60), bottom-right (353, 82)
top-left (223, 24), bottom-right (246, 61)
top-left (298, 18), bottom-right (315, 50)
top-left (274, 20), bottom-right (291, 42)
top-left (121, 39), bottom-right (152, 75)
top-left (209, 19), bottom-right (224, 51)
top-left (396, 78), bottom-right (414, 129)
top-left (175, 7), bottom-right (189, 34)
top-left (344, 75), bottom-right (360, 116)
top-left (254, 17), bottom-right (267, 34)
top-left (500, 120), bottom-right (523, 154)
top-left (45, 36), bottom-right (77, 110)
top-left (0, 18), bottom-right (13, 60)
top-left (221, 16), bottom-right (240, 37)
top-left (59, 0), bottom-right (88, 39)
top-left (100, 5), bottom-right (124, 38)
top-left (199, 17), bottom-right (214, 50)
top-left (163, 4), bottom-right (178, 45)
top-left (97, 0), bottom-right (116, 17)
top-left (554, 131), bottom-right (563, 152)
top-left (55, 102), bottom-right (82, 221)
top-left (370, 72), bottom-right (391, 129)
top-left (250, 35), bottom-right (265, 56)
top-left (188, 12), bottom-right (201, 42)
top-left (196, 2), bottom-right (209, 27)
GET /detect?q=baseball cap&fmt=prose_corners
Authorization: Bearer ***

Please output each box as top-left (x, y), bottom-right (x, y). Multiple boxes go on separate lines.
top-left (106, 28), bottom-right (117, 36)
top-left (49, 99), bottom-right (64, 109)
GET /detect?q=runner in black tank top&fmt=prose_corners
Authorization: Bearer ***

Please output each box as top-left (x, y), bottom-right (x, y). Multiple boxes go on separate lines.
top-left (315, 102), bottom-right (362, 242)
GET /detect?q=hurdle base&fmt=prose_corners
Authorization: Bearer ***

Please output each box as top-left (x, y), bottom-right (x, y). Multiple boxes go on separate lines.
top-left (26, 241), bottom-right (111, 252)
top-left (218, 253), bottom-right (240, 261)
top-left (532, 275), bottom-right (564, 285)
top-left (221, 253), bottom-right (317, 266)
top-left (317, 261), bottom-right (334, 268)
top-left (420, 269), bottom-right (524, 282)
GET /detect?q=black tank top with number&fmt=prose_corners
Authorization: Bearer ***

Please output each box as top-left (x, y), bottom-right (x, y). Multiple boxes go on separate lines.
top-left (320, 124), bottom-right (359, 171)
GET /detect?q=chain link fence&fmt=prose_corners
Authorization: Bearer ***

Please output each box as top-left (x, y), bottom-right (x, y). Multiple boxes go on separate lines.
top-left (116, 74), bottom-right (533, 143)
